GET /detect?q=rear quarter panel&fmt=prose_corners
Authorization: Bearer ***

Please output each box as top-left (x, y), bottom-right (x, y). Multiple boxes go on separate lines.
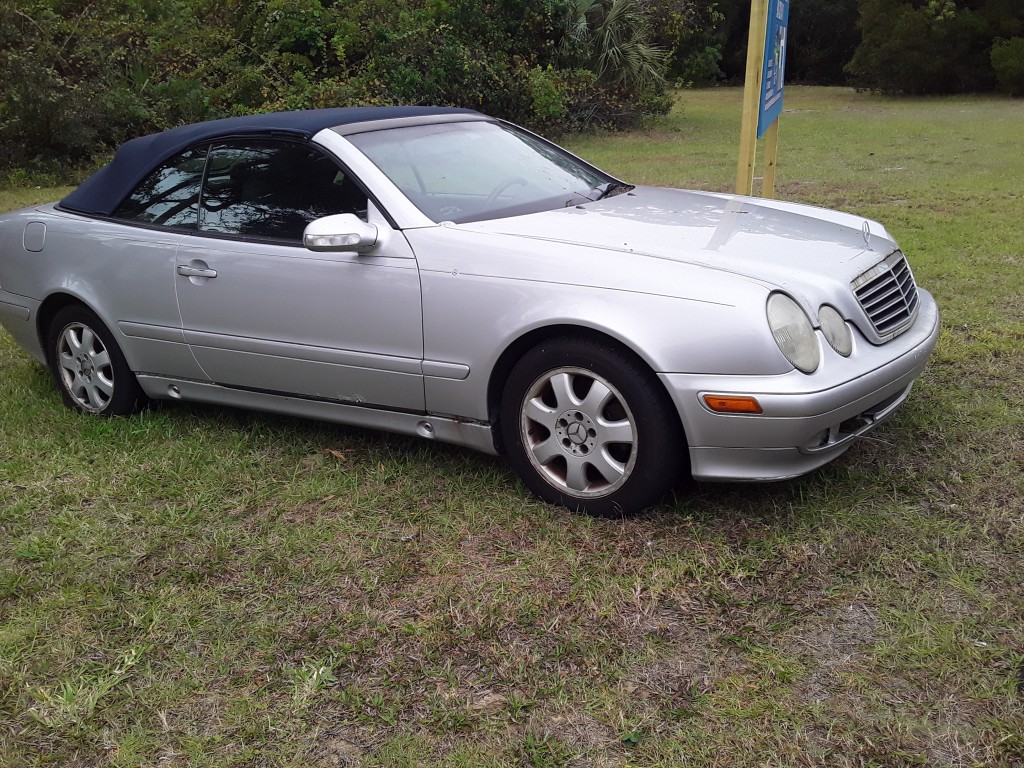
top-left (0, 206), bottom-right (204, 379)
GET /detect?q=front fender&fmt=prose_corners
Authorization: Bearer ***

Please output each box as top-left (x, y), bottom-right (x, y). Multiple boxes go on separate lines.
top-left (407, 226), bottom-right (786, 421)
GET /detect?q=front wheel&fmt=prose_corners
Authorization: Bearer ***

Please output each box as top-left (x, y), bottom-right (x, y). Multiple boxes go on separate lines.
top-left (46, 304), bottom-right (146, 416)
top-left (500, 337), bottom-right (684, 516)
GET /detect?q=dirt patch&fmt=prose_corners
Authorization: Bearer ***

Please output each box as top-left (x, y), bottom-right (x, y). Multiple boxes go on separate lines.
top-left (309, 728), bottom-right (368, 768)
top-left (528, 709), bottom-right (625, 768)
top-left (786, 602), bottom-right (878, 705)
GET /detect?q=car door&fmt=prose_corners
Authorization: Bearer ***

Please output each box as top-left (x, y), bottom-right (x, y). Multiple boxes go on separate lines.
top-left (174, 139), bottom-right (425, 411)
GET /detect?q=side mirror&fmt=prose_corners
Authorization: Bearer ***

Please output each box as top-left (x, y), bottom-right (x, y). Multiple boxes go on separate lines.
top-left (303, 214), bottom-right (379, 252)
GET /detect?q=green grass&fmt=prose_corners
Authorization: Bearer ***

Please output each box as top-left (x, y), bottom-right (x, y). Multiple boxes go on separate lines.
top-left (2, 87), bottom-right (1022, 767)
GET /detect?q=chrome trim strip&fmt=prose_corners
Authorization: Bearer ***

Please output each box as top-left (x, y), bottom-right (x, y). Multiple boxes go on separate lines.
top-left (118, 321), bottom-right (188, 343)
top-left (422, 360), bottom-right (470, 380)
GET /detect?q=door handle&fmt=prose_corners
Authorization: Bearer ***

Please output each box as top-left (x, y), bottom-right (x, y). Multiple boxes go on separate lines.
top-left (177, 265), bottom-right (218, 278)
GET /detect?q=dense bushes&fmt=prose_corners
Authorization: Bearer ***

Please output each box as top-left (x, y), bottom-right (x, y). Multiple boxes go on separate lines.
top-left (846, 0), bottom-right (1008, 94)
top-left (644, 1), bottom-right (726, 85)
top-left (0, 0), bottom-right (255, 168)
top-left (1, 2), bottom-right (155, 162)
top-left (0, 0), bottom-right (675, 174)
top-left (990, 36), bottom-right (1024, 96)
top-left (822, 0), bottom-right (1024, 95)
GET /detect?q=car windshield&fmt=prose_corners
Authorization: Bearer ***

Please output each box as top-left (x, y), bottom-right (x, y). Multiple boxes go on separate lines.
top-left (346, 121), bottom-right (612, 224)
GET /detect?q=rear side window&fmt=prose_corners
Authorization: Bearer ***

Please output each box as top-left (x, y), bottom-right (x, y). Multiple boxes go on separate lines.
top-left (199, 140), bottom-right (368, 241)
top-left (113, 147), bottom-right (208, 228)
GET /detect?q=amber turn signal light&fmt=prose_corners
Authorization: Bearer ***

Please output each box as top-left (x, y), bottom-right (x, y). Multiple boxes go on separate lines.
top-left (702, 394), bottom-right (763, 414)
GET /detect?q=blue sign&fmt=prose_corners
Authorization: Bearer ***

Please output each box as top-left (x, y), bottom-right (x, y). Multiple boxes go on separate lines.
top-left (757, 0), bottom-right (789, 138)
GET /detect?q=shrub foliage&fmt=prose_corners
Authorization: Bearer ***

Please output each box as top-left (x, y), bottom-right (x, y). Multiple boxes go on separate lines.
top-left (844, 0), bottom-right (1023, 94)
top-left (0, 0), bottom-right (676, 173)
top-left (990, 35), bottom-right (1024, 96)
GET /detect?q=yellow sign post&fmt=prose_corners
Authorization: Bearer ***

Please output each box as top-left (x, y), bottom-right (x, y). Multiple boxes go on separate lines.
top-left (736, 0), bottom-right (769, 197)
top-left (736, 0), bottom-right (787, 199)
top-left (762, 119), bottom-right (780, 198)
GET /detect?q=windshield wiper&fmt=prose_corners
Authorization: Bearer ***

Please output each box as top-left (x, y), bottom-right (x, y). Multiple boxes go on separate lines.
top-left (562, 182), bottom-right (636, 208)
top-left (591, 181), bottom-right (635, 201)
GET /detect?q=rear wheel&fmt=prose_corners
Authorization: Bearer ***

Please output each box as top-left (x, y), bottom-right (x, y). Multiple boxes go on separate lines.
top-left (500, 337), bottom-right (683, 516)
top-left (47, 305), bottom-right (145, 416)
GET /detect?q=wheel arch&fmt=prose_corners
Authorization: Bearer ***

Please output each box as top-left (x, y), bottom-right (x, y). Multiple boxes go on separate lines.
top-left (42, 297), bottom-right (147, 416)
top-left (486, 323), bottom-right (688, 456)
top-left (36, 292), bottom-right (94, 362)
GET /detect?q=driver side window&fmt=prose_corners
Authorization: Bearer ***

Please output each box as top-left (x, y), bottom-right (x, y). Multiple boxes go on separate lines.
top-left (200, 140), bottom-right (368, 241)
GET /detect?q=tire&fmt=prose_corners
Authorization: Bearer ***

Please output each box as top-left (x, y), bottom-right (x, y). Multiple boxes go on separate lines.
top-left (500, 336), bottom-right (684, 516)
top-left (46, 304), bottom-right (146, 416)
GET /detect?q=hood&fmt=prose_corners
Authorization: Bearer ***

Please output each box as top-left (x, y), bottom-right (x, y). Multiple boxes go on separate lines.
top-left (459, 186), bottom-right (898, 297)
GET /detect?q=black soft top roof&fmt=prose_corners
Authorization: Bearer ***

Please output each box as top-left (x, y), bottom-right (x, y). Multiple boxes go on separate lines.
top-left (60, 106), bottom-right (482, 216)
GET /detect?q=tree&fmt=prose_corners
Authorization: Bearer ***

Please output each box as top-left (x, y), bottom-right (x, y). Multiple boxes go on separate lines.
top-left (560, 0), bottom-right (669, 89)
top-left (644, 0), bottom-right (726, 85)
top-left (786, 0), bottom-right (859, 85)
top-left (847, 0), bottom-right (1024, 94)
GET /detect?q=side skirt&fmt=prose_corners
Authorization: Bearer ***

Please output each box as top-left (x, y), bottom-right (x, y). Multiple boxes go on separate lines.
top-left (137, 375), bottom-right (499, 456)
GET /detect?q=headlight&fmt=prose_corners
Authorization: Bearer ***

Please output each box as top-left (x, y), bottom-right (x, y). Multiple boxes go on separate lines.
top-left (818, 305), bottom-right (852, 357)
top-left (767, 293), bottom-right (820, 373)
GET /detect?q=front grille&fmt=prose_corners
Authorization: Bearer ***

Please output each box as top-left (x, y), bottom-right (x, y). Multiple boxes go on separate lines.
top-left (852, 251), bottom-right (920, 340)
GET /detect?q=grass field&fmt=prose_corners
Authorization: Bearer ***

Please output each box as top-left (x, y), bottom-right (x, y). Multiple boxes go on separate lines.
top-left (1, 87), bottom-right (1022, 767)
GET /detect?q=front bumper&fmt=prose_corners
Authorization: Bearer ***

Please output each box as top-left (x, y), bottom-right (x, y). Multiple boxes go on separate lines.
top-left (660, 289), bottom-right (940, 482)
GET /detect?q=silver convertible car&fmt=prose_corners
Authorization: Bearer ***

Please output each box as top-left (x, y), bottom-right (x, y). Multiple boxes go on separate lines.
top-left (0, 107), bottom-right (938, 515)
